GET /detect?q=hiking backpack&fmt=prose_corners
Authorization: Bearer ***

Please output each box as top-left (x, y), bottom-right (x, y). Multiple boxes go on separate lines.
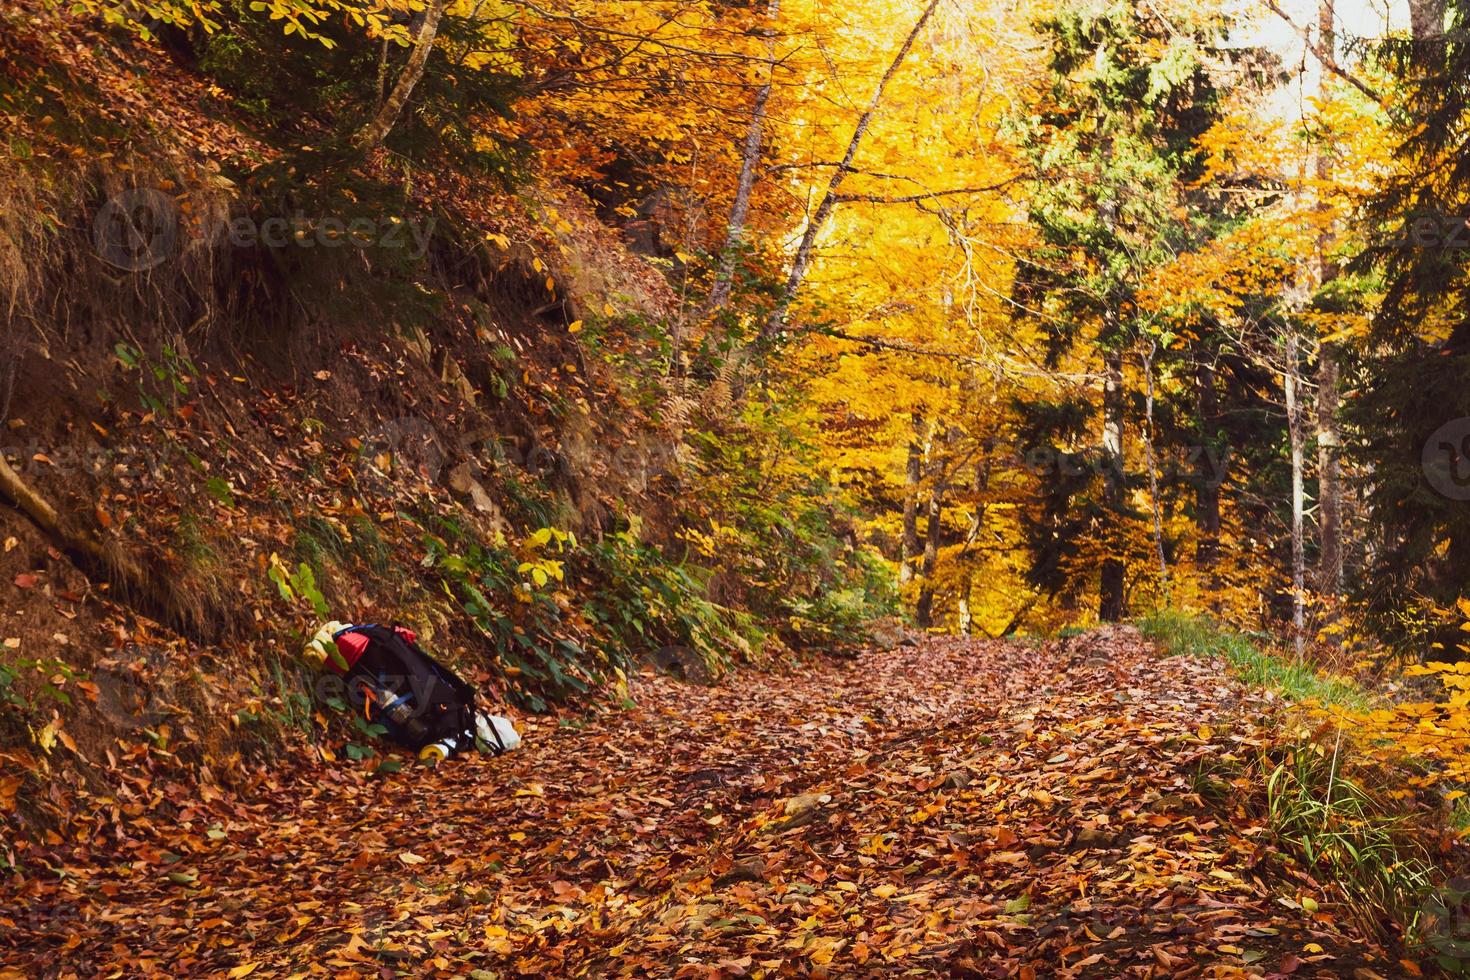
top-left (326, 624), bottom-right (504, 753)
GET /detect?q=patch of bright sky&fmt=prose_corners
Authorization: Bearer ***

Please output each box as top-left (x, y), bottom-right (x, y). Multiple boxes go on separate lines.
top-left (1226, 0), bottom-right (1406, 118)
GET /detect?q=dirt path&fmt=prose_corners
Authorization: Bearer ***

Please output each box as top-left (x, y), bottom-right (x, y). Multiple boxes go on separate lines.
top-left (3, 628), bottom-right (1396, 977)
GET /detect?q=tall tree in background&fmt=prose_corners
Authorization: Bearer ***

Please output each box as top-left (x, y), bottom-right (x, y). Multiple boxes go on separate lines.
top-left (1013, 3), bottom-right (1227, 621)
top-left (1312, 0), bottom-right (1344, 598)
top-left (776, 0), bottom-right (1033, 634)
top-left (762, 0), bottom-right (941, 338)
top-left (707, 0), bottom-right (781, 315)
top-left (1410, 0), bottom-right (1449, 42)
top-left (1347, 0), bottom-right (1470, 645)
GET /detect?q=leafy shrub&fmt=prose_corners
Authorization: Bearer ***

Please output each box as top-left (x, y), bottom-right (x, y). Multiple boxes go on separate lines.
top-left (196, 0), bottom-right (524, 175)
top-left (422, 518), bottom-right (591, 711)
top-left (421, 508), bottom-right (765, 709)
top-left (681, 397), bottom-right (898, 647)
top-left (781, 544), bottom-right (897, 646)
top-left (582, 528), bottom-right (753, 675)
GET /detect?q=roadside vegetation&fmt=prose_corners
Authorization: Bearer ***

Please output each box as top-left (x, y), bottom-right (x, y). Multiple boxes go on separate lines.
top-left (1142, 609), bottom-right (1470, 970)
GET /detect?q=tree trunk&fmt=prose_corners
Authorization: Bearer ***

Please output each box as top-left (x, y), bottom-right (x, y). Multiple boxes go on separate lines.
top-left (1141, 344), bottom-right (1169, 601)
top-left (1315, 0), bottom-right (1344, 598)
top-left (1285, 332), bottom-right (1307, 658)
top-left (1409, 0), bottom-right (1447, 44)
top-left (1316, 348), bottom-right (1342, 592)
top-left (955, 454), bottom-right (991, 636)
top-left (915, 427), bottom-right (957, 629)
top-left (376, 37), bottom-right (391, 109)
top-left (763, 0), bottom-right (940, 337)
top-left (1264, 0), bottom-right (1384, 107)
top-left (1194, 357), bottom-right (1222, 572)
top-left (353, 0), bottom-right (449, 153)
top-left (1099, 348), bottom-right (1126, 622)
top-left (914, 465), bottom-right (947, 629)
top-left (0, 454), bottom-right (179, 631)
top-left (707, 0), bottom-right (780, 314)
top-left (899, 413), bottom-right (925, 585)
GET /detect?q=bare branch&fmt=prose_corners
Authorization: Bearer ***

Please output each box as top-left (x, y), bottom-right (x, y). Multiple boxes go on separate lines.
top-left (1263, 0), bottom-right (1388, 109)
top-left (832, 176), bottom-right (1022, 205)
top-left (355, 0), bottom-right (449, 152)
top-left (508, 0), bottom-right (776, 62)
top-left (764, 0), bottom-right (943, 337)
top-left (819, 328), bottom-right (983, 363)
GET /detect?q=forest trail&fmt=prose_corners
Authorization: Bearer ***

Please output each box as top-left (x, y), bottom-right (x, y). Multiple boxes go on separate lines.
top-left (3, 629), bottom-right (1397, 978)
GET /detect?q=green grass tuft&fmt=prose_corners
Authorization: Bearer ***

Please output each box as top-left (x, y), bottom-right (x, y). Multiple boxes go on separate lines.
top-left (1139, 610), bottom-right (1464, 962)
top-left (1265, 743), bottom-right (1437, 948)
top-left (1138, 609), bottom-right (1369, 710)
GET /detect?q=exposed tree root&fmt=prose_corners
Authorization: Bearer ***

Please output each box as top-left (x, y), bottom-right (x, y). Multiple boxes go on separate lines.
top-left (0, 453), bottom-right (208, 636)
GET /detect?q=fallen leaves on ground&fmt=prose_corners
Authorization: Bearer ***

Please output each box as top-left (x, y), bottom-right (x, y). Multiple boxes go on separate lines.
top-left (0, 627), bottom-right (1399, 977)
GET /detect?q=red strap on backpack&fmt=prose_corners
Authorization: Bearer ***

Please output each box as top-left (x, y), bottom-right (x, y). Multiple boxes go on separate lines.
top-left (327, 631), bottom-right (370, 675)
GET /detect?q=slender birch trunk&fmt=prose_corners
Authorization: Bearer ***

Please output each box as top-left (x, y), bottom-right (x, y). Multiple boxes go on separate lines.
top-left (1141, 343), bottom-right (1169, 601)
top-left (1194, 356), bottom-right (1222, 573)
top-left (762, 0), bottom-right (941, 337)
top-left (955, 454), bottom-right (991, 636)
top-left (899, 413), bottom-right (926, 585)
top-left (914, 456), bottom-right (948, 629)
top-left (1099, 348), bottom-right (1126, 622)
top-left (1285, 331), bottom-right (1307, 658)
top-left (708, 0), bottom-right (780, 314)
top-left (354, 0), bottom-right (449, 153)
top-left (1315, 0), bottom-right (1344, 598)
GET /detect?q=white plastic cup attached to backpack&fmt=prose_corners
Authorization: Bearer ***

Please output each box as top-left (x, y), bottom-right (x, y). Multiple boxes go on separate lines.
top-left (477, 713), bottom-right (521, 753)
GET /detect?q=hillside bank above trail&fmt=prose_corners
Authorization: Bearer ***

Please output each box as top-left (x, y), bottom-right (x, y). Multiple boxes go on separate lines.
top-left (0, 0), bottom-right (895, 840)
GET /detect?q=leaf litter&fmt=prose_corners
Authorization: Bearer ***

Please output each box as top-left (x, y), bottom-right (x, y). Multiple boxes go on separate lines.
top-left (0, 626), bottom-right (1399, 977)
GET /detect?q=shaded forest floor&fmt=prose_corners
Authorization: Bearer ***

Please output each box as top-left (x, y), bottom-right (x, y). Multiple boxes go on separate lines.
top-left (1, 628), bottom-right (1406, 978)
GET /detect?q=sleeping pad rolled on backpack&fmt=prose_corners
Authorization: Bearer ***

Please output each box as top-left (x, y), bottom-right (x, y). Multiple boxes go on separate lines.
top-left (326, 624), bottom-right (486, 754)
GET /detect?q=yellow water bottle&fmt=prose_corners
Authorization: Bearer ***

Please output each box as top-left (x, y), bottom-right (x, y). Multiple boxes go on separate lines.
top-left (419, 738), bottom-right (454, 763)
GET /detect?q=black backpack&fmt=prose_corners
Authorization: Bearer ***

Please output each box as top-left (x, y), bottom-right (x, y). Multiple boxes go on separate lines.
top-left (334, 624), bottom-right (479, 751)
